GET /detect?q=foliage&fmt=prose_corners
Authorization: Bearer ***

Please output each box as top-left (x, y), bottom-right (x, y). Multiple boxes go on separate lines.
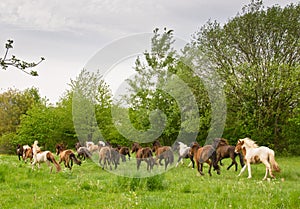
top-left (0, 40), bottom-right (44, 76)
top-left (0, 88), bottom-right (41, 135)
top-left (190, 0), bottom-right (300, 149)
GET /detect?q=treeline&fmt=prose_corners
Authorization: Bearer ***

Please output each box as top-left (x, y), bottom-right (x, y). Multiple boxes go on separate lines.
top-left (0, 1), bottom-right (299, 155)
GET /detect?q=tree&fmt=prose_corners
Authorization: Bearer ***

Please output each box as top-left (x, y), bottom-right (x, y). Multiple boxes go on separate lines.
top-left (190, 0), bottom-right (300, 149)
top-left (0, 87), bottom-right (41, 135)
top-left (0, 40), bottom-right (44, 76)
top-left (123, 28), bottom-right (204, 145)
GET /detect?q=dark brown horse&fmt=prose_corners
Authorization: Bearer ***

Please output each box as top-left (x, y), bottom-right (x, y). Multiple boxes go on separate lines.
top-left (131, 142), bottom-right (155, 171)
top-left (189, 142), bottom-right (220, 176)
top-left (75, 142), bottom-right (92, 160)
top-left (16, 144), bottom-right (24, 161)
top-left (56, 144), bottom-right (81, 170)
top-left (214, 138), bottom-right (244, 171)
top-left (152, 140), bottom-right (174, 170)
top-left (116, 145), bottom-right (131, 162)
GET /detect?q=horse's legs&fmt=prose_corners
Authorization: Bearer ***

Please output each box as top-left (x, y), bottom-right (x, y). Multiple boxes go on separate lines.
top-left (176, 156), bottom-right (182, 167)
top-left (238, 164), bottom-right (247, 177)
top-left (165, 158), bottom-right (169, 170)
top-left (196, 160), bottom-right (202, 175)
top-left (206, 160), bottom-right (212, 176)
top-left (199, 163), bottom-right (204, 175)
top-left (46, 161), bottom-right (53, 173)
top-left (261, 160), bottom-right (273, 180)
top-left (246, 162), bottom-right (252, 178)
top-left (159, 157), bottom-right (163, 166)
top-left (137, 159), bottom-right (141, 170)
top-left (31, 159), bottom-right (36, 170)
top-left (227, 157), bottom-right (238, 171)
top-left (189, 156), bottom-right (195, 169)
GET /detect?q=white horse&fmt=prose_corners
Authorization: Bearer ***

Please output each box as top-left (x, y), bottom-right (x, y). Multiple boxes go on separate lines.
top-left (234, 138), bottom-right (280, 180)
top-left (174, 142), bottom-right (194, 168)
top-left (31, 140), bottom-right (61, 173)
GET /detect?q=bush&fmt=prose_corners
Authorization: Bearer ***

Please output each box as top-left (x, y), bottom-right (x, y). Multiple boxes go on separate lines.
top-left (0, 133), bottom-right (17, 154)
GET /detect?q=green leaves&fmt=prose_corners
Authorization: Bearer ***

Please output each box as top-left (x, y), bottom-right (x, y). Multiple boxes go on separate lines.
top-left (0, 40), bottom-right (44, 76)
top-left (191, 1), bottom-right (300, 148)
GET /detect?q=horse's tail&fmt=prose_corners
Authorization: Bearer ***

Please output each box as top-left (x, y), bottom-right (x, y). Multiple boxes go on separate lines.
top-left (70, 153), bottom-right (81, 166)
top-left (238, 152), bottom-right (245, 168)
top-left (211, 150), bottom-right (220, 173)
top-left (46, 152), bottom-right (61, 172)
top-left (269, 150), bottom-right (280, 172)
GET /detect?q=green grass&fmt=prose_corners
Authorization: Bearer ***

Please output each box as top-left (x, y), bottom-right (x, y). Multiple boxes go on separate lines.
top-left (0, 155), bottom-right (299, 209)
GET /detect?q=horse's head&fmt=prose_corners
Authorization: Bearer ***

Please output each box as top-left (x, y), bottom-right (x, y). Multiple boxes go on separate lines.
top-left (234, 139), bottom-right (244, 153)
top-left (56, 143), bottom-right (66, 155)
top-left (131, 142), bottom-right (140, 153)
top-left (189, 142), bottom-right (200, 156)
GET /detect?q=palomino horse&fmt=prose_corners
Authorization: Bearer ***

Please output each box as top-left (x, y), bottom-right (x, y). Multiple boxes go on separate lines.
top-left (214, 138), bottom-right (244, 171)
top-left (31, 141), bottom-right (61, 173)
top-left (56, 144), bottom-right (81, 170)
top-left (131, 142), bottom-right (155, 171)
top-left (173, 141), bottom-right (195, 168)
top-left (189, 142), bottom-right (220, 176)
top-left (152, 140), bottom-right (174, 170)
top-left (235, 138), bottom-right (280, 180)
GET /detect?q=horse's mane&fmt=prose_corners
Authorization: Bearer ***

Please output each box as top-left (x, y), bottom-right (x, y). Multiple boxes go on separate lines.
top-left (241, 137), bottom-right (258, 148)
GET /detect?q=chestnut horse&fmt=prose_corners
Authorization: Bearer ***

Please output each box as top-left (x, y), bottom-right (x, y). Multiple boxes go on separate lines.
top-left (235, 138), bottom-right (280, 180)
top-left (214, 138), bottom-right (244, 171)
top-left (131, 142), bottom-right (155, 171)
top-left (56, 144), bottom-right (81, 170)
top-left (189, 142), bottom-right (220, 176)
top-left (152, 140), bottom-right (174, 170)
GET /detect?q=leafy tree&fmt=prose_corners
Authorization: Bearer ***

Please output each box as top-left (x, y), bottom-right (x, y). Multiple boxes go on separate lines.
top-left (123, 28), bottom-right (205, 145)
top-left (71, 69), bottom-right (116, 144)
top-left (0, 87), bottom-right (41, 135)
top-left (0, 40), bottom-right (44, 76)
top-left (190, 0), bottom-right (300, 149)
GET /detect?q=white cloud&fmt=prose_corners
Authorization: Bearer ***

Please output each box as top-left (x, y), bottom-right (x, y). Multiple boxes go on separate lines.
top-left (0, 0), bottom-right (298, 103)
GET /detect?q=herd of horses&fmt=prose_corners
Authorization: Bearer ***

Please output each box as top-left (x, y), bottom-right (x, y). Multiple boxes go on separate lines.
top-left (16, 137), bottom-right (281, 180)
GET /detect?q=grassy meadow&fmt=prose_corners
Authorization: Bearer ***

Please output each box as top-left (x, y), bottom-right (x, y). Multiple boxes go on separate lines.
top-left (0, 154), bottom-right (299, 209)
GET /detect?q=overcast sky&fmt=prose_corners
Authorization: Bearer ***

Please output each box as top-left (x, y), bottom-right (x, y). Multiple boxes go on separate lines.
top-left (0, 0), bottom-right (298, 104)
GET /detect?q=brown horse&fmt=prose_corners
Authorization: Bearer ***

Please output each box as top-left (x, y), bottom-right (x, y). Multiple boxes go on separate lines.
top-left (17, 144), bottom-right (33, 163)
top-left (56, 144), bottom-right (81, 170)
top-left (116, 145), bottom-right (131, 162)
top-left (75, 142), bottom-right (92, 160)
top-left (131, 142), bottom-right (155, 171)
top-left (214, 138), bottom-right (244, 171)
top-left (98, 146), bottom-right (112, 170)
top-left (152, 140), bottom-right (174, 170)
top-left (189, 142), bottom-right (220, 176)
